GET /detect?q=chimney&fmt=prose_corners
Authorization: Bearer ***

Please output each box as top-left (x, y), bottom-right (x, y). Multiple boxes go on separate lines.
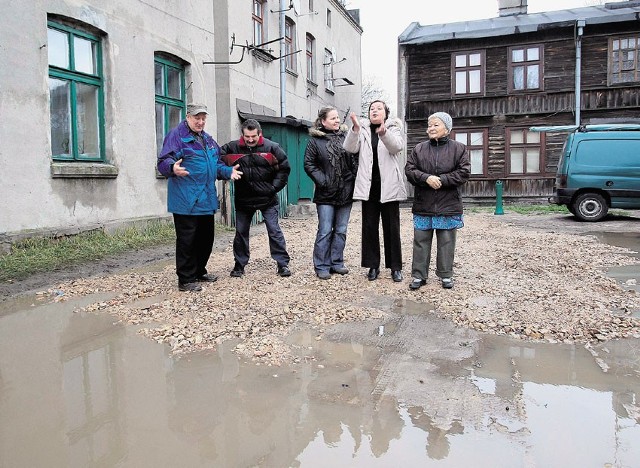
top-left (498, 0), bottom-right (528, 16)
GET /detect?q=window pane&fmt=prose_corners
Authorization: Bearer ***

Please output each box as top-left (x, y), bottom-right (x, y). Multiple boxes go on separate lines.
top-left (513, 66), bottom-right (524, 90)
top-left (469, 70), bottom-right (481, 93)
top-left (455, 71), bottom-right (467, 94)
top-left (612, 57), bottom-right (620, 74)
top-left (74, 36), bottom-right (96, 74)
top-left (527, 47), bottom-right (539, 61)
top-left (527, 149), bottom-right (540, 173)
top-left (76, 82), bottom-right (100, 158)
top-left (511, 149), bottom-right (524, 173)
top-left (613, 39), bottom-right (619, 51)
top-left (471, 150), bottom-right (484, 174)
top-left (49, 78), bottom-right (72, 157)
top-left (471, 132), bottom-right (483, 145)
top-left (254, 23), bottom-right (262, 44)
top-left (512, 49), bottom-right (524, 63)
top-left (527, 64), bottom-right (539, 88)
top-left (469, 53), bottom-right (481, 67)
top-left (168, 105), bottom-right (182, 129)
top-left (155, 103), bottom-right (165, 156)
top-left (621, 71), bottom-right (634, 82)
top-left (455, 54), bottom-right (466, 68)
top-left (48, 28), bottom-right (69, 69)
top-left (167, 67), bottom-right (181, 99)
top-left (511, 130), bottom-right (524, 144)
top-left (527, 131), bottom-right (540, 144)
top-left (455, 132), bottom-right (467, 144)
top-left (155, 62), bottom-right (164, 95)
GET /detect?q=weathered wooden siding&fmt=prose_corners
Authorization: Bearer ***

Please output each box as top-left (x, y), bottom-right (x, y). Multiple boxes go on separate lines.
top-left (402, 20), bottom-right (640, 201)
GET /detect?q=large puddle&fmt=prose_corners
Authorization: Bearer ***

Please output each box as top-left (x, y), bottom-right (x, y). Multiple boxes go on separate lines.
top-left (1, 291), bottom-right (639, 467)
top-left (0, 229), bottom-right (638, 467)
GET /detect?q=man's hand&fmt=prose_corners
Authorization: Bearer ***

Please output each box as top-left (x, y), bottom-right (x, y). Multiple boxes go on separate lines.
top-left (349, 112), bottom-right (360, 132)
top-left (231, 164), bottom-right (243, 180)
top-left (172, 159), bottom-right (189, 177)
top-left (426, 175), bottom-right (442, 189)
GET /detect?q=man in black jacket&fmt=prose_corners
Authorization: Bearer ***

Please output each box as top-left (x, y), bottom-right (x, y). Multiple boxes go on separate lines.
top-left (221, 119), bottom-right (292, 277)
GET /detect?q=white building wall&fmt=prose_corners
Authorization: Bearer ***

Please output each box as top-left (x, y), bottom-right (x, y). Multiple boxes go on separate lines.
top-left (0, 0), bottom-right (362, 239)
top-left (213, 0), bottom-right (362, 142)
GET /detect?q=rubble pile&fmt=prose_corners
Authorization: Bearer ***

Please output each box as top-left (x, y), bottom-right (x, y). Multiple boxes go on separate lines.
top-left (44, 211), bottom-right (640, 364)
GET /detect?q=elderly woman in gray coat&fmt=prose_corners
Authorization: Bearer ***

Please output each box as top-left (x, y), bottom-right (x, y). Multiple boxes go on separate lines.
top-left (405, 112), bottom-right (470, 290)
top-left (343, 100), bottom-right (407, 283)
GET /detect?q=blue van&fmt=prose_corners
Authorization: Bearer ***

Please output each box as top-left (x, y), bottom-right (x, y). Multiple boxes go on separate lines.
top-left (534, 125), bottom-right (640, 222)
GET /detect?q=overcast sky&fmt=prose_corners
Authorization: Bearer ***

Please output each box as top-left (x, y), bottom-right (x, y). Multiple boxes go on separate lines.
top-left (344, 0), bottom-right (623, 113)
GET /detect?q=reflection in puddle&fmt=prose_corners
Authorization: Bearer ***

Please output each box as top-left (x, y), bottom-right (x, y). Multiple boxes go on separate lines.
top-left (1, 290), bottom-right (639, 466)
top-left (593, 231), bottom-right (640, 316)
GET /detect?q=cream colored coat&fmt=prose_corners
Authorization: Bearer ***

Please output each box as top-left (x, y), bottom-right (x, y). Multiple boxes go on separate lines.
top-left (343, 117), bottom-right (407, 203)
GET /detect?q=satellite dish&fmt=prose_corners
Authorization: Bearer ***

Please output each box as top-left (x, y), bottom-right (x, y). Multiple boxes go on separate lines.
top-left (292, 0), bottom-right (301, 14)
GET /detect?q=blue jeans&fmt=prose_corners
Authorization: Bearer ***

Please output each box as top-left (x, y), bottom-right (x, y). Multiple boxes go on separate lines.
top-left (234, 204), bottom-right (290, 268)
top-left (313, 203), bottom-right (352, 273)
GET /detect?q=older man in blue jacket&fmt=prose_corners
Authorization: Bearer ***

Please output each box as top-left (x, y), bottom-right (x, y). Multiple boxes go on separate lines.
top-left (158, 104), bottom-right (242, 292)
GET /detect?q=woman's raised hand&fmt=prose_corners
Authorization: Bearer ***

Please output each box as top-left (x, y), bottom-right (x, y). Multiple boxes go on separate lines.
top-left (349, 112), bottom-right (361, 132)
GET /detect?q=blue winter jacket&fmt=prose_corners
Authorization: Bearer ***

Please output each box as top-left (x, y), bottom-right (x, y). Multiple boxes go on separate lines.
top-left (157, 121), bottom-right (232, 215)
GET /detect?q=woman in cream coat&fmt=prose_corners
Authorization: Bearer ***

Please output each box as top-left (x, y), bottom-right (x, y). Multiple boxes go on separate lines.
top-left (343, 100), bottom-right (407, 282)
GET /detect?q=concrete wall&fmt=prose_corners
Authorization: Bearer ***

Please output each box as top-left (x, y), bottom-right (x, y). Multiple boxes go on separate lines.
top-left (0, 0), bottom-right (361, 240)
top-left (213, 0), bottom-right (363, 144)
top-left (0, 0), bottom-right (215, 238)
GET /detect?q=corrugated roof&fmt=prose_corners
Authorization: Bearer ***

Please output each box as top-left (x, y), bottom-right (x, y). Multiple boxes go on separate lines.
top-left (399, 2), bottom-right (640, 45)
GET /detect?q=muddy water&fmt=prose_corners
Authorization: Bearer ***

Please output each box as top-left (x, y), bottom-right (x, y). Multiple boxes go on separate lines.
top-left (595, 231), bottom-right (640, 316)
top-left (1, 290), bottom-right (639, 467)
top-left (1, 230), bottom-right (639, 467)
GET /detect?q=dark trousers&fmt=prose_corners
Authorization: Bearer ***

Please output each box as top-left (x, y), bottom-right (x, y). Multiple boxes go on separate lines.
top-left (173, 213), bottom-right (215, 284)
top-left (233, 204), bottom-right (290, 268)
top-left (361, 200), bottom-right (402, 270)
top-left (411, 228), bottom-right (457, 280)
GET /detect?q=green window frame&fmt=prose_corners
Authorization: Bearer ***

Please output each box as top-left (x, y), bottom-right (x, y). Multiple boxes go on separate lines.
top-left (48, 20), bottom-right (105, 162)
top-left (154, 56), bottom-right (186, 156)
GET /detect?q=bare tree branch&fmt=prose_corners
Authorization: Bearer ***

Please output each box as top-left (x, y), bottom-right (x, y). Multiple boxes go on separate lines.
top-left (361, 76), bottom-right (390, 117)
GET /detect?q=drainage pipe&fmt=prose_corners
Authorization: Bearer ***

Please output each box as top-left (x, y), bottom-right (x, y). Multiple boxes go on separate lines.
top-left (279, 0), bottom-right (286, 117)
top-left (575, 20), bottom-right (585, 126)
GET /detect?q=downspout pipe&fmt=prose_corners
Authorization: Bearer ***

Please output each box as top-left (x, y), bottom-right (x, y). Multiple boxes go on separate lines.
top-left (575, 20), bottom-right (585, 126)
top-left (280, 0), bottom-right (286, 117)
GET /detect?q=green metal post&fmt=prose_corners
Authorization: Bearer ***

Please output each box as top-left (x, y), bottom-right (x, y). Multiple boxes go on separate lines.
top-left (494, 180), bottom-right (504, 215)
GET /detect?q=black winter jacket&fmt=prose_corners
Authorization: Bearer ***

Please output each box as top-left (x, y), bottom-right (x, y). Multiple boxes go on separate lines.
top-left (304, 127), bottom-right (358, 205)
top-left (405, 137), bottom-right (470, 216)
top-left (221, 136), bottom-right (290, 210)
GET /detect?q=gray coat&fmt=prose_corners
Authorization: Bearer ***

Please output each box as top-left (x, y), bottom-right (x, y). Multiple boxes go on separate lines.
top-left (343, 117), bottom-right (407, 203)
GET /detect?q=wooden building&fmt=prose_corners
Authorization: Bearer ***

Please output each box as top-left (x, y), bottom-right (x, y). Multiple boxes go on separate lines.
top-left (398, 0), bottom-right (640, 202)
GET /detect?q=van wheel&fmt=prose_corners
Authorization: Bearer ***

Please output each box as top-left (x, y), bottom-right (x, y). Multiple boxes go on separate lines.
top-left (572, 193), bottom-right (608, 222)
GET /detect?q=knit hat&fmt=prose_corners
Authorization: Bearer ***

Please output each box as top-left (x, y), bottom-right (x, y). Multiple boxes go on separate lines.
top-left (428, 112), bottom-right (453, 132)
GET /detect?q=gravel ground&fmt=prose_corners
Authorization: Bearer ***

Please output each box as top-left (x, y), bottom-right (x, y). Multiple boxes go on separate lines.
top-left (36, 208), bottom-right (640, 365)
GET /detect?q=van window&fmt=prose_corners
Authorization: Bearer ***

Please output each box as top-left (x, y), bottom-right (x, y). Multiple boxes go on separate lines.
top-left (575, 139), bottom-right (640, 167)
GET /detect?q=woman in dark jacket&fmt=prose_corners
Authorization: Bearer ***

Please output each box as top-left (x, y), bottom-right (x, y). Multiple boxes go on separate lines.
top-left (304, 106), bottom-right (358, 279)
top-left (405, 112), bottom-right (470, 290)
